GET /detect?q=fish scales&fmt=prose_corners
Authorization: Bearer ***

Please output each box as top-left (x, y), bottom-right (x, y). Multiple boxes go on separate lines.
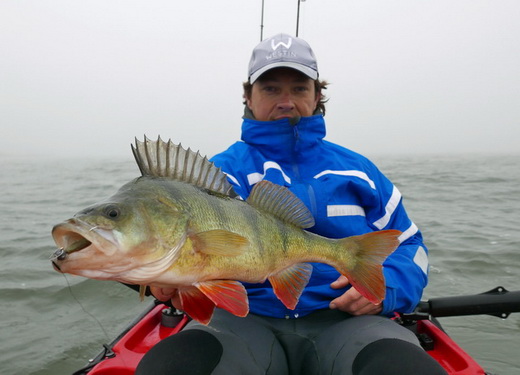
top-left (170, 182), bottom-right (292, 278)
top-left (155, 180), bottom-right (271, 280)
top-left (164, 180), bottom-right (343, 282)
top-left (51, 137), bottom-right (402, 324)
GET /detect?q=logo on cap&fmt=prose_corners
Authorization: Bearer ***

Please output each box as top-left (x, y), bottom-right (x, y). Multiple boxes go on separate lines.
top-left (271, 37), bottom-right (292, 51)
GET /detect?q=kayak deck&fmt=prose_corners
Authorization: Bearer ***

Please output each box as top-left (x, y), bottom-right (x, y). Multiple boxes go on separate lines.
top-left (416, 319), bottom-right (485, 374)
top-left (77, 303), bottom-right (486, 375)
top-left (74, 303), bottom-right (188, 375)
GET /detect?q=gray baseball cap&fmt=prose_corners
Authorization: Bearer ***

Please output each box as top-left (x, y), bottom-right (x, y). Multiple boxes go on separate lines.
top-left (248, 33), bottom-right (319, 84)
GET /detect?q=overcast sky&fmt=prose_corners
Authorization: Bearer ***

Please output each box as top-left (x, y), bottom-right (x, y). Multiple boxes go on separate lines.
top-left (1, 0), bottom-right (519, 160)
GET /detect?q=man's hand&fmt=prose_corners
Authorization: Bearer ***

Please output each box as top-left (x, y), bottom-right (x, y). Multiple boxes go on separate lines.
top-left (329, 275), bottom-right (383, 315)
top-left (149, 286), bottom-right (182, 310)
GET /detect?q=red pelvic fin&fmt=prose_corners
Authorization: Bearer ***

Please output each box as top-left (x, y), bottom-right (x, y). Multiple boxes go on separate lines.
top-left (178, 286), bottom-right (216, 325)
top-left (196, 280), bottom-right (249, 317)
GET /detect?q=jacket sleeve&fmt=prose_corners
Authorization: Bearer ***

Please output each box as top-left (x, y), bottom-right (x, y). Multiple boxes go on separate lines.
top-left (363, 168), bottom-right (429, 315)
top-left (379, 207), bottom-right (429, 315)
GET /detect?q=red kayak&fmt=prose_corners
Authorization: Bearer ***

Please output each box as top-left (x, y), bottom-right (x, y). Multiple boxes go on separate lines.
top-left (73, 302), bottom-right (487, 375)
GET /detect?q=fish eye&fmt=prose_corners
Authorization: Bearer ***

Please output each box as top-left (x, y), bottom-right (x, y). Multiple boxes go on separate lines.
top-left (103, 205), bottom-right (121, 219)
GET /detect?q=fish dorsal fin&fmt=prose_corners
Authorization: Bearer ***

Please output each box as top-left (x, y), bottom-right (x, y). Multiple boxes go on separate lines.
top-left (132, 136), bottom-right (237, 197)
top-left (246, 180), bottom-right (315, 228)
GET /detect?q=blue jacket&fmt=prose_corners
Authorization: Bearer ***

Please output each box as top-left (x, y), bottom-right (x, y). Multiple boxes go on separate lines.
top-left (210, 114), bottom-right (428, 318)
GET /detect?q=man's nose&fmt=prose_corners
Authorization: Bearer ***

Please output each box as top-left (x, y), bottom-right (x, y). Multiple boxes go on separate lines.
top-left (277, 93), bottom-right (295, 111)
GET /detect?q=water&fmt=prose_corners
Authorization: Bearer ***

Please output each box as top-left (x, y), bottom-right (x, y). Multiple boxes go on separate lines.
top-left (1, 153), bottom-right (519, 375)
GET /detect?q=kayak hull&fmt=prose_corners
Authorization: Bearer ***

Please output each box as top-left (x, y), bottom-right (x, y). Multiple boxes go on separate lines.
top-left (77, 303), bottom-right (486, 375)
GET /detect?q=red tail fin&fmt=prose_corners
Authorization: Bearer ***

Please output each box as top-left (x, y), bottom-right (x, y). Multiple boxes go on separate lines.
top-left (338, 230), bottom-right (401, 304)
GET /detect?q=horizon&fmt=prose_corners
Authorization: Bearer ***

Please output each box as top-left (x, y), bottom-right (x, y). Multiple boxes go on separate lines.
top-left (2, 0), bottom-right (519, 158)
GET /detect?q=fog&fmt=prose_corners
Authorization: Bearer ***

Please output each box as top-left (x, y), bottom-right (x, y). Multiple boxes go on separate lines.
top-left (1, 0), bottom-right (519, 160)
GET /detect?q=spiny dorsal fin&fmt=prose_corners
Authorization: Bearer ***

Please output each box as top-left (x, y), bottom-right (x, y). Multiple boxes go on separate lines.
top-left (247, 180), bottom-right (315, 228)
top-left (131, 136), bottom-right (237, 197)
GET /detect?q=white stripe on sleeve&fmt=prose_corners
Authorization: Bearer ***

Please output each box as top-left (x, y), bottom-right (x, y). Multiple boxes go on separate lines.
top-left (313, 170), bottom-right (376, 190)
top-left (397, 222), bottom-right (418, 243)
top-left (373, 186), bottom-right (402, 229)
top-left (413, 246), bottom-right (429, 275)
top-left (247, 161), bottom-right (291, 186)
top-left (327, 205), bottom-right (366, 217)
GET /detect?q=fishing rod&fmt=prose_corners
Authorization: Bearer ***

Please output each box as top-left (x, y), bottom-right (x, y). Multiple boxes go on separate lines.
top-left (260, 0), bottom-right (265, 41)
top-left (296, 0), bottom-right (306, 37)
top-left (259, 0), bottom-right (307, 41)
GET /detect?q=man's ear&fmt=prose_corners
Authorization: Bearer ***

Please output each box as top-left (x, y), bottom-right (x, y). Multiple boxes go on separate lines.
top-left (245, 95), bottom-right (253, 110)
top-left (314, 91), bottom-right (321, 110)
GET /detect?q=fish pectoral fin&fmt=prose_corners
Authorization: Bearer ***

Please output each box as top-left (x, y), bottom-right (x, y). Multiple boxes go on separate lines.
top-left (178, 286), bottom-right (216, 325)
top-left (195, 280), bottom-right (249, 318)
top-left (268, 263), bottom-right (313, 310)
top-left (191, 230), bottom-right (249, 256)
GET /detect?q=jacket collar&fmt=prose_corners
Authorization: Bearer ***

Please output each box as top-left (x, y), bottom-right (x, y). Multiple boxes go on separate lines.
top-left (240, 115), bottom-right (326, 160)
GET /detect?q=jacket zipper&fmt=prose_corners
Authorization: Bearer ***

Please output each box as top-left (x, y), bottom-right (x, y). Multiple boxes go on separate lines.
top-left (291, 125), bottom-right (318, 221)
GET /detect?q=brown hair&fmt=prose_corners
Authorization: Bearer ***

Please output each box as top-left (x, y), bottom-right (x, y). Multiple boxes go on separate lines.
top-left (242, 79), bottom-right (329, 116)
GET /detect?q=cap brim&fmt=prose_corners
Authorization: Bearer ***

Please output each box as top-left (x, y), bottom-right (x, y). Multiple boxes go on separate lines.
top-left (249, 62), bottom-right (318, 83)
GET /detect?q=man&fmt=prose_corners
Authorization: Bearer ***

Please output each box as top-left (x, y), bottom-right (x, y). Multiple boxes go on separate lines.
top-left (137, 33), bottom-right (447, 375)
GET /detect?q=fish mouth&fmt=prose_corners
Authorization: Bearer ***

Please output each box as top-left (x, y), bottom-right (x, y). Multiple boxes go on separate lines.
top-left (52, 259), bottom-right (62, 272)
top-left (50, 237), bottom-right (91, 272)
top-left (54, 234), bottom-right (92, 255)
top-left (52, 221), bottom-right (92, 255)
top-left (51, 219), bottom-right (117, 263)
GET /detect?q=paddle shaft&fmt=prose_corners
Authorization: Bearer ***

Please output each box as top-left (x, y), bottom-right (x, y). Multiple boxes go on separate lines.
top-left (417, 287), bottom-right (520, 318)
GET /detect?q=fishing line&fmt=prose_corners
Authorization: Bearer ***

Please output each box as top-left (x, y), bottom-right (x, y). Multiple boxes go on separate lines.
top-left (61, 273), bottom-right (111, 341)
top-left (60, 274), bottom-right (134, 372)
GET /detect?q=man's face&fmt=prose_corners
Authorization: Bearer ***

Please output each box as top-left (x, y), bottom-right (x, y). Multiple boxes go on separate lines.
top-left (246, 68), bottom-right (320, 122)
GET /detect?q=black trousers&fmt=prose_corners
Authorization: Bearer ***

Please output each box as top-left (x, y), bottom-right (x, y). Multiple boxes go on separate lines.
top-left (136, 309), bottom-right (447, 375)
